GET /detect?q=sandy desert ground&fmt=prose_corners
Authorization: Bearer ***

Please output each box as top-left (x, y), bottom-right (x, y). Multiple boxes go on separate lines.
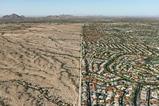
top-left (0, 23), bottom-right (82, 106)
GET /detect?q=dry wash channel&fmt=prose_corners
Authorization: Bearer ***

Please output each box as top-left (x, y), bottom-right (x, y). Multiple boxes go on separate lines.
top-left (0, 23), bottom-right (81, 106)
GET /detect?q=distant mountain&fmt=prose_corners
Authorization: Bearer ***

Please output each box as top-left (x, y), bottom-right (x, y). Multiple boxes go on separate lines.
top-left (0, 14), bottom-right (112, 23)
top-left (2, 14), bottom-right (25, 20)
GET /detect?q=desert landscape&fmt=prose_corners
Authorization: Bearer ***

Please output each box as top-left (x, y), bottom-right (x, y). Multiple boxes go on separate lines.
top-left (0, 22), bottom-right (82, 106)
top-left (0, 13), bottom-right (159, 106)
top-left (1, 0), bottom-right (159, 106)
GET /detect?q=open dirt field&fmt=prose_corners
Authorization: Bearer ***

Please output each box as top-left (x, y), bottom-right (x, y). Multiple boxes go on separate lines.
top-left (0, 23), bottom-right (82, 106)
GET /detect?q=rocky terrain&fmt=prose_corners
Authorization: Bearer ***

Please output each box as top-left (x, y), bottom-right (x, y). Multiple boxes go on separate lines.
top-left (0, 23), bottom-right (81, 106)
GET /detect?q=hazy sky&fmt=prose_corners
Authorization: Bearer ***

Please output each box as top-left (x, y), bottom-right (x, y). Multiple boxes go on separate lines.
top-left (0, 0), bottom-right (159, 17)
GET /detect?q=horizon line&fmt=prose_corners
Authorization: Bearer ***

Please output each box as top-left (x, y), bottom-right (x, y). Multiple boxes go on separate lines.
top-left (0, 13), bottom-right (159, 18)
